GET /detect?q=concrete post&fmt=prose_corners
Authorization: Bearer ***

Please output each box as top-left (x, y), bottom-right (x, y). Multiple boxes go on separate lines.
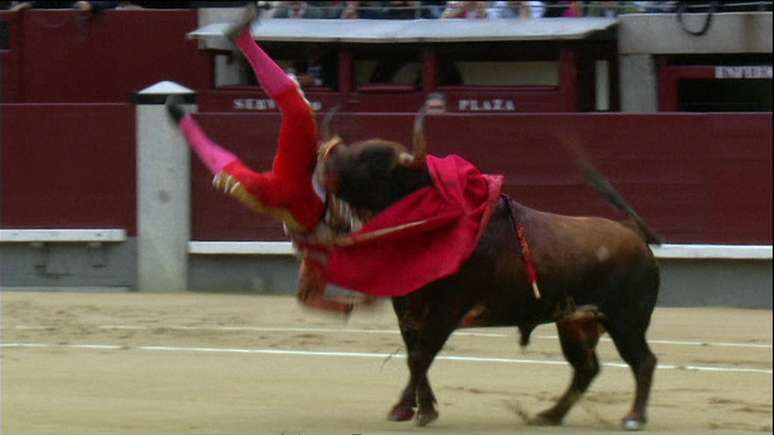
top-left (134, 81), bottom-right (196, 292)
top-left (620, 54), bottom-right (658, 112)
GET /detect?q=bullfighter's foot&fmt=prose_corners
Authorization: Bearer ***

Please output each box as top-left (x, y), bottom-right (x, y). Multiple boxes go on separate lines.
top-left (528, 410), bottom-right (563, 426)
top-left (164, 95), bottom-right (187, 125)
top-left (387, 404), bottom-right (415, 421)
top-left (415, 408), bottom-right (439, 427)
top-left (224, 2), bottom-right (259, 45)
top-left (622, 414), bottom-right (646, 431)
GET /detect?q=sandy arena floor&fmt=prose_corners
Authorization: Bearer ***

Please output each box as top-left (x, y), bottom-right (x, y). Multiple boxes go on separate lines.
top-left (1, 291), bottom-right (771, 434)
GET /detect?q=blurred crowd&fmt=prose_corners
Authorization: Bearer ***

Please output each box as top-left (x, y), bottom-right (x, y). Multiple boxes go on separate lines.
top-left (2, 1), bottom-right (771, 16)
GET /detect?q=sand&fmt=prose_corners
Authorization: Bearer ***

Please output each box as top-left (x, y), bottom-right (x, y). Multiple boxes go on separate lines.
top-left (1, 291), bottom-right (771, 434)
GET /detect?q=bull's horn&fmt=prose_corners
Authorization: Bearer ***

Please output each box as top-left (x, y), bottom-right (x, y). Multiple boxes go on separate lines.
top-left (321, 104), bottom-right (341, 143)
top-left (406, 106), bottom-right (428, 169)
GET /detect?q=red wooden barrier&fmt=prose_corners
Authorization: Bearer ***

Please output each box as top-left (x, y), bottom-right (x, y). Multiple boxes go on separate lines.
top-left (190, 112), bottom-right (772, 245)
top-left (1, 104), bottom-right (136, 234)
top-left (2, 9), bottom-right (211, 103)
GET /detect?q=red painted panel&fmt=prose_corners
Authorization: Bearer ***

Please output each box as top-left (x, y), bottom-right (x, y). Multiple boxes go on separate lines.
top-left (17, 10), bottom-right (210, 103)
top-left (1, 104), bottom-right (136, 234)
top-left (190, 112), bottom-right (771, 244)
top-left (0, 11), bottom-right (22, 101)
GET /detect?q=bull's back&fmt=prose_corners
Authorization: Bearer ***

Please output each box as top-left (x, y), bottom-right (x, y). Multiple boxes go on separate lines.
top-left (472, 200), bottom-right (659, 324)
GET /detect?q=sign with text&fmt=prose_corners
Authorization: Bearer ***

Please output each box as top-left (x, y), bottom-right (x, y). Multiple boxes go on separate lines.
top-left (715, 66), bottom-right (772, 79)
top-left (233, 98), bottom-right (323, 112)
top-left (457, 98), bottom-right (516, 112)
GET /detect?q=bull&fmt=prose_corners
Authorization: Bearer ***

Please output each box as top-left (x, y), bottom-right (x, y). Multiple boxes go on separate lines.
top-left (320, 108), bottom-right (661, 431)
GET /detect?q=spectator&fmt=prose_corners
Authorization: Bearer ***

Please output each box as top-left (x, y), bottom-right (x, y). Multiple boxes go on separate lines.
top-left (419, 0), bottom-right (445, 18)
top-left (272, 1), bottom-right (323, 18)
top-left (119, 1), bottom-right (191, 7)
top-left (291, 45), bottom-right (338, 89)
top-left (488, 1), bottom-right (545, 18)
top-left (632, 1), bottom-right (676, 13)
top-left (542, 0), bottom-right (580, 17)
top-left (189, 1), bottom-right (254, 7)
top-left (340, 0), bottom-right (358, 18)
top-left (562, 0), bottom-right (583, 17)
top-left (425, 92), bottom-right (447, 114)
top-left (10, 1), bottom-right (120, 11)
top-left (585, 1), bottom-right (638, 17)
top-left (340, 1), bottom-right (389, 19)
top-left (385, 0), bottom-right (417, 19)
top-left (319, 0), bottom-right (345, 18)
top-left (441, 1), bottom-right (488, 19)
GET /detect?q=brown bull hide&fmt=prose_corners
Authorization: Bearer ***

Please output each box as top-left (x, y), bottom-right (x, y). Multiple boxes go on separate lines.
top-left (324, 138), bottom-right (660, 431)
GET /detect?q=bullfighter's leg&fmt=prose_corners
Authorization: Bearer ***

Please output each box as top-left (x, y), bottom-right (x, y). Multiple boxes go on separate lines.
top-left (296, 257), bottom-right (354, 314)
top-left (531, 316), bottom-right (602, 426)
top-left (220, 7), bottom-right (324, 231)
top-left (606, 322), bottom-right (657, 431)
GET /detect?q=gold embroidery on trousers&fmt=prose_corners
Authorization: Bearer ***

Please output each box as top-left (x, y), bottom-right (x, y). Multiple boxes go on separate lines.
top-left (212, 172), bottom-right (306, 233)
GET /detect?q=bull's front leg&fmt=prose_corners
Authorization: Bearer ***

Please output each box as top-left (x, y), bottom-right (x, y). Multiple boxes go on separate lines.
top-left (389, 294), bottom-right (465, 427)
top-left (390, 327), bottom-right (443, 427)
top-left (388, 324), bottom-right (419, 422)
top-left (388, 298), bottom-right (428, 423)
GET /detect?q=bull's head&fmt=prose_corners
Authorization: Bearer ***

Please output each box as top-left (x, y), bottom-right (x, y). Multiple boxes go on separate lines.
top-left (321, 108), bottom-right (433, 213)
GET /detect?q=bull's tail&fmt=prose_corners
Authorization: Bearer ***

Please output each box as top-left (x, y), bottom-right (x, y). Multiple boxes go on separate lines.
top-left (570, 148), bottom-right (663, 245)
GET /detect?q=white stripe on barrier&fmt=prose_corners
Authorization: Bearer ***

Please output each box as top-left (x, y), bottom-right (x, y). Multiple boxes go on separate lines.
top-left (187, 241), bottom-right (772, 260)
top-left (0, 229), bottom-right (127, 243)
top-left (651, 244), bottom-right (772, 260)
top-left (2, 342), bottom-right (771, 375)
top-left (188, 241), bottom-right (296, 255)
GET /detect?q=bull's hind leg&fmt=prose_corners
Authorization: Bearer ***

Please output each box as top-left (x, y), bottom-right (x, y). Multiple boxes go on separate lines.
top-left (606, 323), bottom-right (657, 431)
top-left (531, 316), bottom-right (602, 426)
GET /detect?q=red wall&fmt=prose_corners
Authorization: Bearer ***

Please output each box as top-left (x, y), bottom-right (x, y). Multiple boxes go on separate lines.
top-left (190, 112), bottom-right (772, 245)
top-left (1, 104), bottom-right (136, 234)
top-left (0, 9), bottom-right (211, 103)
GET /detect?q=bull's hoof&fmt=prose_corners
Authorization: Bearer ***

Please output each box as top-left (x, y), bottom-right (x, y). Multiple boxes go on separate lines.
top-left (387, 405), bottom-right (415, 422)
top-left (415, 408), bottom-right (439, 427)
top-left (528, 411), bottom-right (563, 426)
top-left (622, 416), bottom-right (646, 431)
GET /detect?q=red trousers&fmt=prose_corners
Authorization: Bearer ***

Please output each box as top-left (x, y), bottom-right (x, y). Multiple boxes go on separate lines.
top-left (215, 87), bottom-right (325, 233)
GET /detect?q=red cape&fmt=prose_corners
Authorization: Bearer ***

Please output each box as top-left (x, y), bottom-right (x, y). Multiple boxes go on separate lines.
top-left (325, 154), bottom-right (503, 297)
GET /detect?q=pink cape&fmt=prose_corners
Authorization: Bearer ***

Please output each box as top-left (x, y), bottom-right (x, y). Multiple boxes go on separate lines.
top-left (325, 154), bottom-right (503, 297)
